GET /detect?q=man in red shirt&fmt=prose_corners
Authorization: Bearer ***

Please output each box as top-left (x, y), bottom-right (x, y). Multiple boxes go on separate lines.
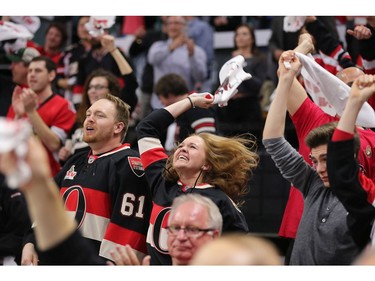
top-left (7, 56), bottom-right (76, 176)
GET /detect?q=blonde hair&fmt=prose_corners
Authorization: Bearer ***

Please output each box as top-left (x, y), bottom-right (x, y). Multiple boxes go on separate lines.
top-left (102, 93), bottom-right (131, 142)
top-left (190, 233), bottom-right (282, 265)
top-left (165, 133), bottom-right (259, 205)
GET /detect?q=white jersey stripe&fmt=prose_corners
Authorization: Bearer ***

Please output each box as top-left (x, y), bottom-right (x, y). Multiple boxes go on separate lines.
top-left (66, 211), bottom-right (109, 242)
top-left (138, 137), bottom-right (163, 155)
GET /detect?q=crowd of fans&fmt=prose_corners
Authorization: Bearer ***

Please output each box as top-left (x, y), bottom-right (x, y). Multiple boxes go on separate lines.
top-left (1, 15), bottom-right (375, 267)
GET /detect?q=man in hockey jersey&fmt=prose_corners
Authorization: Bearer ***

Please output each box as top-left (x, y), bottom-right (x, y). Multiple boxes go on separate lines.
top-left (6, 56), bottom-right (76, 177)
top-left (21, 93), bottom-right (151, 265)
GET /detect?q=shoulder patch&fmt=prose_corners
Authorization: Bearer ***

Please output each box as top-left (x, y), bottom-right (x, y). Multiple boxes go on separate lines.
top-left (365, 145), bottom-right (372, 158)
top-left (64, 165), bottom-right (77, 180)
top-left (128, 157), bottom-right (145, 177)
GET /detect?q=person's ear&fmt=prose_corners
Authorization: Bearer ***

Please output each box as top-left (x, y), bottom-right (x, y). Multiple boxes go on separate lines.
top-left (114, 122), bottom-right (124, 134)
top-left (201, 164), bottom-right (210, 171)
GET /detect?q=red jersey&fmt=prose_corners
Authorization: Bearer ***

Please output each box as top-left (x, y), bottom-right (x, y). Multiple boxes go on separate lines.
top-left (7, 94), bottom-right (76, 176)
top-left (279, 97), bottom-right (375, 238)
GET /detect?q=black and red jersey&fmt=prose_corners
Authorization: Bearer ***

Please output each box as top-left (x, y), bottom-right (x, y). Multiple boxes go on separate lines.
top-left (328, 136), bottom-right (375, 249)
top-left (54, 143), bottom-right (151, 262)
top-left (359, 24), bottom-right (375, 109)
top-left (175, 106), bottom-right (216, 142)
top-left (137, 108), bottom-right (249, 265)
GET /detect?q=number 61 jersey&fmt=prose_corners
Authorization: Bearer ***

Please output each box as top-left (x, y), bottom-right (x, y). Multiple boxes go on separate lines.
top-left (54, 143), bottom-right (151, 262)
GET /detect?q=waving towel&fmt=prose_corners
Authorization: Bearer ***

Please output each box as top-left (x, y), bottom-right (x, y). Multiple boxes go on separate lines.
top-left (296, 52), bottom-right (375, 128)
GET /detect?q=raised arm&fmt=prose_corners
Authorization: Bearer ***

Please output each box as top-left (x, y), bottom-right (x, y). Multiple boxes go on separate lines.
top-left (0, 137), bottom-right (76, 251)
top-left (101, 34), bottom-right (133, 75)
top-left (305, 16), bottom-right (354, 69)
top-left (338, 75), bottom-right (375, 133)
top-left (22, 89), bottom-right (62, 152)
top-left (284, 35), bottom-right (314, 116)
top-left (164, 92), bottom-right (214, 119)
top-left (327, 74), bottom-right (375, 249)
top-left (263, 51), bottom-right (302, 139)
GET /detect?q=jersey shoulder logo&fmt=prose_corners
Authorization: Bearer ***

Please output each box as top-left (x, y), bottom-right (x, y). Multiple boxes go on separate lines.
top-left (128, 157), bottom-right (145, 177)
top-left (64, 165), bottom-right (77, 180)
top-left (365, 145), bottom-right (372, 158)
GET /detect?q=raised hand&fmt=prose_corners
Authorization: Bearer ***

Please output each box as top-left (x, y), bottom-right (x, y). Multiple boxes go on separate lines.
top-left (108, 244), bottom-right (151, 266)
top-left (12, 85), bottom-right (26, 118)
top-left (21, 88), bottom-right (38, 114)
top-left (185, 38), bottom-right (195, 57)
top-left (278, 50), bottom-right (302, 79)
top-left (350, 74), bottom-right (375, 102)
top-left (337, 74), bottom-right (375, 134)
top-left (347, 25), bottom-right (372, 40)
top-left (189, 92), bottom-right (214, 109)
top-left (169, 34), bottom-right (186, 51)
top-left (100, 34), bottom-right (117, 52)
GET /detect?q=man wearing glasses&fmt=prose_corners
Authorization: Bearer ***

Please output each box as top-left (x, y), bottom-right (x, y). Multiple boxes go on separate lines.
top-left (166, 193), bottom-right (222, 265)
top-left (109, 193), bottom-right (222, 265)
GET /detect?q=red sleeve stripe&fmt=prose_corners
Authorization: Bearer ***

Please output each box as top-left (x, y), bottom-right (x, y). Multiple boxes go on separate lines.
top-left (191, 117), bottom-right (215, 128)
top-left (319, 51), bottom-right (340, 68)
top-left (332, 128), bottom-right (354, 141)
top-left (138, 137), bottom-right (168, 169)
top-left (196, 126), bottom-right (216, 134)
top-left (359, 173), bottom-right (375, 204)
top-left (103, 222), bottom-right (147, 253)
top-left (141, 147), bottom-right (168, 169)
top-left (363, 59), bottom-right (375, 74)
top-left (194, 122), bottom-right (215, 131)
top-left (329, 45), bottom-right (345, 60)
top-left (191, 118), bottom-right (216, 133)
top-left (72, 84), bottom-right (84, 94)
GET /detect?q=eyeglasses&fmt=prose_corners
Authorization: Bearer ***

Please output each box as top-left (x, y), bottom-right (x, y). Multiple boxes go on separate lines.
top-left (166, 225), bottom-right (215, 238)
top-left (88, 84), bottom-right (108, 91)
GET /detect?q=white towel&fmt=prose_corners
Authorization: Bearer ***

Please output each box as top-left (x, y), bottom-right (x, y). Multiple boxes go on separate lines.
top-left (296, 52), bottom-right (375, 128)
top-left (213, 55), bottom-right (252, 107)
top-left (0, 21), bottom-right (34, 41)
top-left (283, 16), bottom-right (306, 32)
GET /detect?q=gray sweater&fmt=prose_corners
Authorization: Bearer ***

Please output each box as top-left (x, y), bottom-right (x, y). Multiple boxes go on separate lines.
top-left (263, 137), bottom-right (361, 265)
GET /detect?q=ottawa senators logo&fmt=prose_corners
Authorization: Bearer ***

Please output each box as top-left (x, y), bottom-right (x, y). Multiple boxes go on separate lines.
top-left (128, 157), bottom-right (145, 177)
top-left (64, 165), bottom-right (77, 180)
top-left (365, 145), bottom-right (372, 158)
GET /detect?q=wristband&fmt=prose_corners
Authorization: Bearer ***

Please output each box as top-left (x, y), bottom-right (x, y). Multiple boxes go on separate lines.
top-left (187, 96), bottom-right (195, 108)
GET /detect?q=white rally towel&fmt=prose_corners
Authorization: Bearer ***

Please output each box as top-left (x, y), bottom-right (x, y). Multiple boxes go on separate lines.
top-left (10, 16), bottom-right (41, 34)
top-left (295, 52), bottom-right (375, 128)
top-left (283, 16), bottom-right (306, 32)
top-left (0, 118), bottom-right (32, 189)
top-left (0, 20), bottom-right (34, 41)
top-left (85, 16), bottom-right (116, 37)
top-left (212, 55), bottom-right (252, 107)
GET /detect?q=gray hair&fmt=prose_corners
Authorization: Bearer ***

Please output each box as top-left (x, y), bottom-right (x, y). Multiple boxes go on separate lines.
top-left (168, 193), bottom-right (223, 234)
